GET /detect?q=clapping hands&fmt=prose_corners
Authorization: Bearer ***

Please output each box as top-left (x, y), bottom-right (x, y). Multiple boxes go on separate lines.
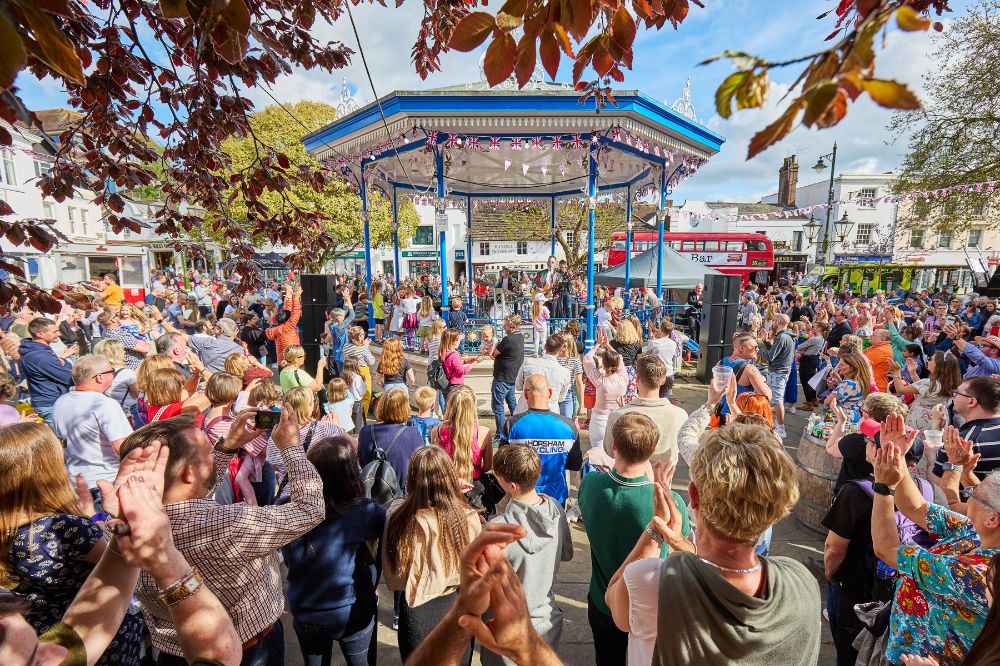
top-left (943, 425), bottom-right (979, 468)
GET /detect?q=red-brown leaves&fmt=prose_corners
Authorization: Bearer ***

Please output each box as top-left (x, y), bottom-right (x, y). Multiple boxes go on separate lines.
top-left (484, 31), bottom-right (517, 85)
top-left (449, 12), bottom-right (497, 51)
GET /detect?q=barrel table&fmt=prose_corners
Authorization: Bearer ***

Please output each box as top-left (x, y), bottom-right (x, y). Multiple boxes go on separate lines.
top-left (793, 430), bottom-right (841, 533)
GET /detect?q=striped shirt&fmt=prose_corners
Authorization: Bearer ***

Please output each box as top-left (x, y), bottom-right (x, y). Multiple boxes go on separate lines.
top-left (135, 443), bottom-right (323, 655)
top-left (933, 417), bottom-right (1000, 477)
top-left (343, 341), bottom-right (376, 368)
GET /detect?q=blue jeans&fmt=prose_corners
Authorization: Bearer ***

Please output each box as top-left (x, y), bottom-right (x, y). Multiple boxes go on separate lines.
top-left (558, 395), bottom-right (574, 420)
top-left (292, 602), bottom-right (377, 666)
top-left (34, 405), bottom-right (54, 429)
top-left (157, 619), bottom-right (284, 666)
top-left (250, 462), bottom-right (276, 506)
top-left (491, 380), bottom-right (517, 433)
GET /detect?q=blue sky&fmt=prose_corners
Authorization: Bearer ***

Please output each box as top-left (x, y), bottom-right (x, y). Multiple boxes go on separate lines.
top-left (15, 0), bottom-right (967, 202)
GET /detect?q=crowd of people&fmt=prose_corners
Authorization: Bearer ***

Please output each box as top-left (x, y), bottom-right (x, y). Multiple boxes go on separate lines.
top-left (1, 262), bottom-right (1000, 666)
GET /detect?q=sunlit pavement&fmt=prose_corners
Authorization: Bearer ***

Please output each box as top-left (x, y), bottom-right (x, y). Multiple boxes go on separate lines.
top-left (279, 375), bottom-right (837, 665)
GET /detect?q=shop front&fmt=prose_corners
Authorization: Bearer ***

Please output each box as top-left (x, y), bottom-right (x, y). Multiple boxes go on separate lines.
top-left (404, 250), bottom-right (439, 278)
top-left (54, 244), bottom-right (150, 302)
top-left (772, 251), bottom-right (809, 285)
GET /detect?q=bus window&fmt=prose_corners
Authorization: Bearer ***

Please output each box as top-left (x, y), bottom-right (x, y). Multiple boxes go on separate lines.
top-left (723, 241), bottom-right (744, 252)
top-left (681, 241), bottom-right (695, 251)
top-left (612, 241), bottom-right (626, 251)
top-left (746, 240), bottom-right (768, 251)
top-left (696, 241), bottom-right (719, 251)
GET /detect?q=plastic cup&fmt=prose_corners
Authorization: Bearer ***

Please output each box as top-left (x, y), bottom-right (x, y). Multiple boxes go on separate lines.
top-left (923, 430), bottom-right (943, 446)
top-left (712, 365), bottom-right (733, 388)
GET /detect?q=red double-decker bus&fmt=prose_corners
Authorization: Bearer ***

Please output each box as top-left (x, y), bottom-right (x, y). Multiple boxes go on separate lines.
top-left (607, 232), bottom-right (774, 286)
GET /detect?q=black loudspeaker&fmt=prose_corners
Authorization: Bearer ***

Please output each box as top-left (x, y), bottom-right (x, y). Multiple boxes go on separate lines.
top-left (302, 343), bottom-right (322, 377)
top-left (696, 274), bottom-right (741, 382)
top-left (301, 274), bottom-right (340, 304)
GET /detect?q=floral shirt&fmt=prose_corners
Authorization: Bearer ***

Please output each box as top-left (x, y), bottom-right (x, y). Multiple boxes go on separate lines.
top-left (887, 503), bottom-right (999, 665)
top-left (833, 379), bottom-right (865, 424)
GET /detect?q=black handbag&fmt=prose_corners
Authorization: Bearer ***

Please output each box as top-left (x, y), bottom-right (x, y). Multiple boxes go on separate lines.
top-left (467, 472), bottom-right (506, 517)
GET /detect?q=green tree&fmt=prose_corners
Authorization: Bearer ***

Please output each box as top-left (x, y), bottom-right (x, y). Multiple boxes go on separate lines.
top-left (500, 202), bottom-right (629, 272)
top-left (891, 0), bottom-right (1000, 234)
top-left (213, 101), bottom-right (419, 271)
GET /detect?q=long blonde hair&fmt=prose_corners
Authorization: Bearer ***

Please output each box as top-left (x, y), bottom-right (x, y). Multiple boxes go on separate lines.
top-left (435, 385), bottom-right (477, 480)
top-left (418, 296), bottom-right (434, 318)
top-left (839, 353), bottom-right (873, 398)
top-left (0, 423), bottom-right (85, 587)
top-left (136, 354), bottom-right (175, 394)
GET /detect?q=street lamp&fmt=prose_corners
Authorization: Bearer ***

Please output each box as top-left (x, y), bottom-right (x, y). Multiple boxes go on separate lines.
top-left (804, 214), bottom-right (820, 264)
top-left (834, 212), bottom-right (854, 243)
top-left (812, 142), bottom-right (838, 264)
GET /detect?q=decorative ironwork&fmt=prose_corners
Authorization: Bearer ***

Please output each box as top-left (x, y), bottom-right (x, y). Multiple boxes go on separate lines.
top-left (669, 77), bottom-right (700, 124)
top-left (335, 77), bottom-right (360, 117)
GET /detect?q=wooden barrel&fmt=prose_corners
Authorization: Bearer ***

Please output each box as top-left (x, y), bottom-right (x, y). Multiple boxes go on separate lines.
top-left (793, 430), bottom-right (841, 534)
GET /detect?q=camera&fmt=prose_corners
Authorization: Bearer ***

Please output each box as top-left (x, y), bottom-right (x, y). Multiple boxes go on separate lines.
top-left (254, 409), bottom-right (281, 430)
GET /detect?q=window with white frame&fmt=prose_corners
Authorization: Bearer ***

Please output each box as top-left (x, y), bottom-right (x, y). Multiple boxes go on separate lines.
top-left (856, 187), bottom-right (878, 208)
top-left (564, 231), bottom-right (575, 245)
top-left (938, 230), bottom-right (952, 248)
top-left (67, 207), bottom-right (77, 234)
top-left (479, 242), bottom-right (490, 256)
top-left (967, 229), bottom-right (982, 248)
top-left (42, 202), bottom-right (54, 219)
top-left (80, 210), bottom-right (89, 235)
top-left (971, 203), bottom-right (987, 218)
top-left (33, 160), bottom-right (52, 178)
top-left (791, 231), bottom-right (803, 252)
top-left (909, 229), bottom-right (925, 248)
top-left (855, 223), bottom-right (874, 244)
top-left (1, 151), bottom-right (15, 185)
top-left (516, 241), bottom-right (528, 255)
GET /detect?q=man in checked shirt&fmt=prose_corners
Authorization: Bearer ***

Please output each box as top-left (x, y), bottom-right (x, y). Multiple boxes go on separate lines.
top-left (117, 406), bottom-right (323, 666)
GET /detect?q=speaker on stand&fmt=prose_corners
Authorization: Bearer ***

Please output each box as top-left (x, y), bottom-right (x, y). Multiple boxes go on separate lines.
top-left (299, 274), bottom-right (338, 371)
top-left (696, 274), bottom-right (741, 383)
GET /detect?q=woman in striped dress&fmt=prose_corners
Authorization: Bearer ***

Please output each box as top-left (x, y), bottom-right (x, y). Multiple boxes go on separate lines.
top-left (344, 326), bottom-right (376, 417)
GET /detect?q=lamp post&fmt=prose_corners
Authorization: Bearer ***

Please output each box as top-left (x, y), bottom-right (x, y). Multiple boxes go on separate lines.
top-left (804, 214), bottom-right (820, 265)
top-left (834, 212), bottom-right (854, 246)
top-left (812, 142), bottom-right (838, 264)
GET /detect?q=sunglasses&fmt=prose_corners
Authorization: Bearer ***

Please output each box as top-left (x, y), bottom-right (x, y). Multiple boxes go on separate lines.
top-left (92, 369), bottom-right (116, 380)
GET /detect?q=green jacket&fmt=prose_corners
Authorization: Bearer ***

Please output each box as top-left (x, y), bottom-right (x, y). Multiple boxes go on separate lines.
top-left (885, 324), bottom-right (908, 365)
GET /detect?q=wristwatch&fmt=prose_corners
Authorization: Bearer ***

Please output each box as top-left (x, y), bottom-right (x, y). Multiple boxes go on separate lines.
top-left (645, 522), bottom-right (665, 545)
top-left (872, 483), bottom-right (896, 496)
top-left (941, 462), bottom-right (963, 473)
top-left (158, 569), bottom-right (202, 607)
top-left (213, 436), bottom-right (238, 453)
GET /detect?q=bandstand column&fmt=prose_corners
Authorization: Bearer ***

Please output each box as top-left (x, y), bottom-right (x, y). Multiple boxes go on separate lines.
top-left (624, 184), bottom-right (633, 295)
top-left (656, 164), bottom-right (666, 300)
top-left (550, 196), bottom-right (557, 257)
top-left (435, 146), bottom-right (449, 323)
top-left (585, 149), bottom-right (598, 351)
top-left (392, 187), bottom-right (401, 288)
top-left (466, 195), bottom-right (473, 312)
top-left (360, 163), bottom-right (375, 338)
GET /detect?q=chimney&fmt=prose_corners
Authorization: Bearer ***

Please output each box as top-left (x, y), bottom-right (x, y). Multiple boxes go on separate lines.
top-left (778, 155), bottom-right (798, 208)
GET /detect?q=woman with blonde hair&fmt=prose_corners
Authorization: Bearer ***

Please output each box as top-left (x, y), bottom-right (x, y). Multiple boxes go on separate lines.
top-left (0, 422), bottom-right (144, 663)
top-left (383, 446), bottom-right (481, 662)
top-left (438, 328), bottom-right (481, 399)
top-left (431, 385), bottom-right (492, 481)
top-left (416, 296), bottom-right (438, 353)
top-left (372, 280), bottom-right (386, 342)
top-left (94, 338), bottom-right (139, 419)
top-left (375, 337), bottom-right (415, 394)
top-left (824, 352), bottom-right (873, 425)
top-left (223, 351), bottom-right (272, 388)
top-left (891, 350), bottom-right (961, 431)
top-left (279, 344), bottom-right (326, 392)
top-left (583, 326), bottom-right (628, 451)
top-left (268, 385), bottom-right (347, 503)
top-left (612, 319), bottom-right (643, 367)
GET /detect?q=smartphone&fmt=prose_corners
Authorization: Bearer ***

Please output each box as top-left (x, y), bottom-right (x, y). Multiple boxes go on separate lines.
top-left (254, 409), bottom-right (281, 430)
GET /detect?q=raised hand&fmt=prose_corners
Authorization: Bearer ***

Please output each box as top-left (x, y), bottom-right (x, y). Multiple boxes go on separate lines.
top-left (112, 475), bottom-right (182, 577)
top-left (75, 474), bottom-right (96, 516)
top-left (831, 402), bottom-right (847, 425)
top-left (96, 441), bottom-right (170, 519)
top-left (455, 523), bottom-right (527, 618)
top-left (873, 443), bottom-right (907, 488)
top-left (879, 413), bottom-right (917, 455)
top-left (943, 426), bottom-right (979, 468)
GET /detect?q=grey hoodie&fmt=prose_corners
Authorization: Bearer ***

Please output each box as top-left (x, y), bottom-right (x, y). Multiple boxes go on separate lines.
top-left (482, 494), bottom-right (573, 666)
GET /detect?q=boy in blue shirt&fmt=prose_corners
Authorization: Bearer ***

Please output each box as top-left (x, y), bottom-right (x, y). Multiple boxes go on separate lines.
top-left (407, 386), bottom-right (441, 445)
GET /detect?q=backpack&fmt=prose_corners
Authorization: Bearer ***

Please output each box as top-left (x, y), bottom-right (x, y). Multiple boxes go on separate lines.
top-left (428, 351), bottom-right (457, 392)
top-left (853, 477), bottom-right (935, 580)
top-left (361, 425), bottom-right (408, 505)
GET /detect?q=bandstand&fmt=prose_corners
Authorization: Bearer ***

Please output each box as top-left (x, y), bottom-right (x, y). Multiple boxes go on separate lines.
top-left (303, 70), bottom-right (724, 350)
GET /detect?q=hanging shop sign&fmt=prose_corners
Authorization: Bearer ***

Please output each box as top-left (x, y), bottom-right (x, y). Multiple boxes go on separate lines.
top-left (402, 250), bottom-right (438, 258)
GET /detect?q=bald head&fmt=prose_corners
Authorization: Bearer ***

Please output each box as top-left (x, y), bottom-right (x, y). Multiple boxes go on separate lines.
top-left (772, 313), bottom-right (789, 330)
top-left (524, 373), bottom-right (552, 410)
top-left (872, 329), bottom-right (890, 345)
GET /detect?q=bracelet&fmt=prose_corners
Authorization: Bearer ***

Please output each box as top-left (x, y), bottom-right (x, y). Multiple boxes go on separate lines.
top-left (645, 522), bottom-right (665, 545)
top-left (91, 512), bottom-right (111, 523)
top-left (941, 462), bottom-right (963, 473)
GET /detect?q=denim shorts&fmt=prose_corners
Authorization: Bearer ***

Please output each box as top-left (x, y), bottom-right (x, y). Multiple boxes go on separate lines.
top-left (766, 370), bottom-right (789, 405)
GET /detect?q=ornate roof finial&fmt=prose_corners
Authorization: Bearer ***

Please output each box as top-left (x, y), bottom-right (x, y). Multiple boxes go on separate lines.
top-left (670, 77), bottom-right (700, 124)
top-left (336, 78), bottom-right (360, 117)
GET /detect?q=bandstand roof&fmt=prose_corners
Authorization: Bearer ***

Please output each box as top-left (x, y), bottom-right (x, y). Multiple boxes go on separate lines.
top-left (303, 74), bottom-right (725, 200)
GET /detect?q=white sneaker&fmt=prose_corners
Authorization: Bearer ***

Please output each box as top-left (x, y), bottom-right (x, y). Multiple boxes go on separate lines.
top-left (788, 405), bottom-right (796, 414)
top-left (566, 504), bottom-right (582, 523)
top-left (775, 425), bottom-right (787, 439)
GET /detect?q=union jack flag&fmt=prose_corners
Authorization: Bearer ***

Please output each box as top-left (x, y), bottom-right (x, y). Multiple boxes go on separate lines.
top-left (426, 130), bottom-right (438, 145)
top-left (611, 127), bottom-right (621, 142)
top-left (447, 133), bottom-right (459, 148)
top-left (490, 136), bottom-right (500, 151)
top-left (625, 133), bottom-right (633, 147)
top-left (511, 137), bottom-right (522, 150)
top-left (551, 135), bottom-right (562, 149)
top-left (532, 136), bottom-right (542, 150)
top-left (653, 145), bottom-right (660, 157)
top-left (571, 134), bottom-right (583, 148)
top-left (467, 136), bottom-right (479, 151)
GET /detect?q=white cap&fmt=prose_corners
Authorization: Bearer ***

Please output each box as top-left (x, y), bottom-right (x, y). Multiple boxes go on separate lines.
top-left (534, 293), bottom-right (547, 302)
